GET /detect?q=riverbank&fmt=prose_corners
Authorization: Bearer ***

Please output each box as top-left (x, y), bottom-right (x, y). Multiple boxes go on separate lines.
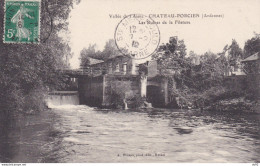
top-left (171, 84), bottom-right (259, 113)
top-left (186, 74), bottom-right (260, 113)
top-left (205, 97), bottom-right (260, 113)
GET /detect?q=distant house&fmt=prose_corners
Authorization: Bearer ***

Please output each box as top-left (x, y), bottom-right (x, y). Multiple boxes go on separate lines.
top-left (190, 56), bottom-right (200, 66)
top-left (230, 57), bottom-right (245, 76)
top-left (88, 57), bottom-right (104, 66)
top-left (241, 52), bottom-right (260, 74)
top-left (216, 51), bottom-right (245, 76)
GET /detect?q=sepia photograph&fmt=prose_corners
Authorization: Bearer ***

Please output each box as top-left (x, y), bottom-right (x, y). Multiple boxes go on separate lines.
top-left (0, 0), bottom-right (259, 164)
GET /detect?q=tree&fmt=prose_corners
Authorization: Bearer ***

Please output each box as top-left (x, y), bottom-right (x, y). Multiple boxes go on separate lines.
top-left (0, 0), bottom-right (80, 112)
top-left (157, 36), bottom-right (186, 57)
top-left (152, 37), bottom-right (192, 107)
top-left (244, 33), bottom-right (260, 58)
top-left (80, 44), bottom-right (99, 67)
top-left (228, 39), bottom-right (243, 66)
top-left (153, 36), bottom-right (189, 76)
top-left (189, 51), bottom-right (197, 58)
top-left (102, 39), bottom-right (121, 60)
top-left (154, 36), bottom-right (232, 108)
top-left (80, 39), bottom-right (121, 68)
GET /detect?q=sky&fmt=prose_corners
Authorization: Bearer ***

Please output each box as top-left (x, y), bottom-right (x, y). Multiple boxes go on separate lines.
top-left (68, 0), bottom-right (260, 69)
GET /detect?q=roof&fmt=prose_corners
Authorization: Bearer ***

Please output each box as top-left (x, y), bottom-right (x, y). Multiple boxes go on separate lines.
top-left (241, 52), bottom-right (259, 62)
top-left (107, 54), bottom-right (126, 60)
top-left (88, 57), bottom-right (104, 65)
top-left (88, 55), bottom-right (129, 66)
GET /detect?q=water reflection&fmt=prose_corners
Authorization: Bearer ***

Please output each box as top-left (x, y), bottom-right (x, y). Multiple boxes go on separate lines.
top-left (0, 106), bottom-right (259, 162)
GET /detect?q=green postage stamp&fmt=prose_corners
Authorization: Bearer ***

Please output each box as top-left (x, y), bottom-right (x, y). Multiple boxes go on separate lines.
top-left (4, 0), bottom-right (41, 43)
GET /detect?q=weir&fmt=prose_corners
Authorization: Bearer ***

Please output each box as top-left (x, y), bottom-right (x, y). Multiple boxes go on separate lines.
top-left (46, 91), bottom-right (79, 106)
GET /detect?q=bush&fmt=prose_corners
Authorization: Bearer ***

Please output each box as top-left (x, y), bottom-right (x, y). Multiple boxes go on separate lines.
top-left (23, 87), bottom-right (48, 113)
top-left (108, 80), bottom-right (131, 108)
top-left (128, 95), bottom-right (145, 108)
top-left (110, 91), bottom-right (124, 108)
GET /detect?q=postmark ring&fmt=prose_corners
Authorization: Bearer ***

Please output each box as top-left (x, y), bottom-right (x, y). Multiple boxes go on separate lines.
top-left (114, 14), bottom-right (160, 60)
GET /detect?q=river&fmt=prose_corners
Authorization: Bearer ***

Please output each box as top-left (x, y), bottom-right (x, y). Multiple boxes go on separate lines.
top-left (0, 105), bottom-right (259, 163)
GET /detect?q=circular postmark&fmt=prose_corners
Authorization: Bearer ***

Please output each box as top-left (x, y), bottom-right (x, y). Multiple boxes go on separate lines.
top-left (114, 14), bottom-right (160, 60)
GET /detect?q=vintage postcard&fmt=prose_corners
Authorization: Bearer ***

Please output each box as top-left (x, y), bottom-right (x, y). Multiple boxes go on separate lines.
top-left (0, 0), bottom-right (259, 164)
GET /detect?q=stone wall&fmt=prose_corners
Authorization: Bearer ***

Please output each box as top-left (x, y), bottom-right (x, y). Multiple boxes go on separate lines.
top-left (102, 75), bottom-right (140, 107)
top-left (78, 74), bottom-right (170, 108)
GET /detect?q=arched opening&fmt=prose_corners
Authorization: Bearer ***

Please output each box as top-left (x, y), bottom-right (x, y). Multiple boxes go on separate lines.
top-left (146, 85), bottom-right (164, 108)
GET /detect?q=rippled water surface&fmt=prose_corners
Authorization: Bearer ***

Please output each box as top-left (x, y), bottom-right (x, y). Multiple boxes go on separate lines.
top-left (0, 105), bottom-right (259, 162)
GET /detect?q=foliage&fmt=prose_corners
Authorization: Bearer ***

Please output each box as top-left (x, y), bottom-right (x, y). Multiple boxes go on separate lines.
top-left (108, 80), bottom-right (131, 108)
top-left (0, 0), bottom-right (80, 112)
top-left (156, 35), bottom-right (259, 109)
top-left (129, 95), bottom-right (146, 108)
top-left (244, 33), bottom-right (260, 58)
top-left (152, 37), bottom-right (190, 107)
top-left (153, 36), bottom-right (189, 77)
top-left (102, 39), bottom-right (121, 60)
top-left (107, 79), bottom-right (145, 109)
top-left (80, 39), bottom-right (121, 68)
top-left (153, 36), bottom-right (231, 108)
top-left (80, 44), bottom-right (100, 67)
top-left (228, 39), bottom-right (243, 67)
